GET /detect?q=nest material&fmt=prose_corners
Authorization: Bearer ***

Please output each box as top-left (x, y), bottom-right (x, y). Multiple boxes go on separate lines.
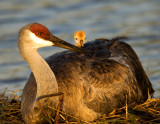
top-left (0, 89), bottom-right (160, 124)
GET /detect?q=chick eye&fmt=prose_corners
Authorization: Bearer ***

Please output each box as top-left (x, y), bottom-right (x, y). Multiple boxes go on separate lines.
top-left (75, 38), bottom-right (78, 40)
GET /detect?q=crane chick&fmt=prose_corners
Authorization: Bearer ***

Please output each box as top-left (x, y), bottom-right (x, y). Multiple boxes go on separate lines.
top-left (74, 31), bottom-right (86, 48)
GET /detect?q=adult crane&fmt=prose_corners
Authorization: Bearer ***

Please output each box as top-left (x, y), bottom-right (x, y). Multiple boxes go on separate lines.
top-left (18, 23), bottom-right (154, 123)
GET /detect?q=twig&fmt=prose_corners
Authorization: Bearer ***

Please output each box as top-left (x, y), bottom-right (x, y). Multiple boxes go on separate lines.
top-left (36, 92), bottom-right (64, 124)
top-left (126, 95), bottom-right (128, 120)
top-left (36, 92), bottom-right (63, 101)
top-left (36, 100), bottom-right (49, 122)
top-left (48, 106), bottom-right (89, 123)
top-left (55, 93), bottom-right (64, 124)
top-left (60, 114), bottom-right (69, 123)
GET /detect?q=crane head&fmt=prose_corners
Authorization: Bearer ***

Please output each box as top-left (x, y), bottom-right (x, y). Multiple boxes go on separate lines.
top-left (19, 23), bottom-right (87, 54)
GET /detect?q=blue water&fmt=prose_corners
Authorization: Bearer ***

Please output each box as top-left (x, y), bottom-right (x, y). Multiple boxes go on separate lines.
top-left (0, 0), bottom-right (160, 97)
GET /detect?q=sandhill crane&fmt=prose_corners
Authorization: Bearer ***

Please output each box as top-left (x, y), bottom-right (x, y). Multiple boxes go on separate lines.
top-left (18, 23), bottom-right (154, 123)
top-left (74, 31), bottom-right (86, 48)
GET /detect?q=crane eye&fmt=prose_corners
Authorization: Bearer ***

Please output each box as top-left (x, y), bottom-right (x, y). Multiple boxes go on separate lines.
top-left (36, 32), bottom-right (41, 36)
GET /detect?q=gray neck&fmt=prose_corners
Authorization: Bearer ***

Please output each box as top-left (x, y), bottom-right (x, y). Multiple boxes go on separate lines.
top-left (23, 47), bottom-right (58, 98)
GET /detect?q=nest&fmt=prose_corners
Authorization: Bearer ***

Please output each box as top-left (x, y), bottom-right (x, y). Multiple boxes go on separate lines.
top-left (0, 89), bottom-right (160, 124)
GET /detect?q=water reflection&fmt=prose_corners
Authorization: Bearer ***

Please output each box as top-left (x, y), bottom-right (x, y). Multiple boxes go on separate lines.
top-left (0, 0), bottom-right (160, 97)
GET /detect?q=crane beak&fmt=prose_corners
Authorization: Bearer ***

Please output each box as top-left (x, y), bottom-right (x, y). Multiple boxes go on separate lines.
top-left (50, 34), bottom-right (88, 54)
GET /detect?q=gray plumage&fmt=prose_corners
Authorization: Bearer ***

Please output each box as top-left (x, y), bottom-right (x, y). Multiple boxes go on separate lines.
top-left (18, 23), bottom-right (154, 124)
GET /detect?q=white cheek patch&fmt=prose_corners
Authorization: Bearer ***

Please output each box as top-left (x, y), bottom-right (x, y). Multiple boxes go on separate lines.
top-left (29, 32), bottom-right (53, 47)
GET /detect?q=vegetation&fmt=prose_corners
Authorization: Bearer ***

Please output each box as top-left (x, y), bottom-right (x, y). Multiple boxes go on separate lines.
top-left (0, 89), bottom-right (23, 124)
top-left (0, 89), bottom-right (160, 124)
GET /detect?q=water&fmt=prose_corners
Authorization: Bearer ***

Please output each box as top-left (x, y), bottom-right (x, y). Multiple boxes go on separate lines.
top-left (0, 0), bottom-right (160, 97)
